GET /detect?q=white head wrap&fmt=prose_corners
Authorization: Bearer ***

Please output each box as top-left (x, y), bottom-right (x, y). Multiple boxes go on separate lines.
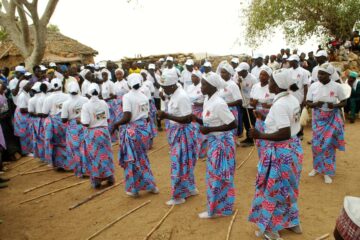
top-left (203, 72), bottom-right (224, 90)
top-left (221, 62), bottom-right (235, 76)
top-left (148, 64), bottom-right (156, 70)
top-left (260, 65), bottom-right (273, 77)
top-left (192, 70), bottom-right (202, 80)
top-left (127, 73), bottom-right (143, 88)
top-left (88, 83), bottom-right (100, 96)
top-left (318, 63), bottom-right (335, 75)
top-left (272, 69), bottom-right (291, 90)
top-left (315, 50), bottom-right (328, 58)
top-left (160, 69), bottom-right (179, 86)
top-left (68, 82), bottom-right (80, 94)
top-left (235, 62), bottom-right (250, 72)
top-left (80, 69), bottom-right (91, 79)
top-left (51, 78), bottom-right (62, 90)
top-left (140, 69), bottom-right (148, 75)
top-left (115, 68), bottom-right (124, 75)
top-left (31, 82), bottom-right (41, 92)
top-left (231, 58), bottom-right (239, 64)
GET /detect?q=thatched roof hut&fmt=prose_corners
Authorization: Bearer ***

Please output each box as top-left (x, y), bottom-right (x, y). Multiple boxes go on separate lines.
top-left (0, 30), bottom-right (98, 69)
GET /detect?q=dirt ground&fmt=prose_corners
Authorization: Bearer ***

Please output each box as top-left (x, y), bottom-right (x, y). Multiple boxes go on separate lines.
top-left (0, 122), bottom-right (359, 240)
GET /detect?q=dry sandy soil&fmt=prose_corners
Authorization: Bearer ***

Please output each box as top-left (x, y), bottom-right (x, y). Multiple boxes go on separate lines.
top-left (0, 122), bottom-right (359, 240)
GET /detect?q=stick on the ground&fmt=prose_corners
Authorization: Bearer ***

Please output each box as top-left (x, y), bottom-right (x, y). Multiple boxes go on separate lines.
top-left (19, 180), bottom-right (87, 205)
top-left (69, 182), bottom-right (121, 210)
top-left (226, 209), bottom-right (239, 240)
top-left (21, 167), bottom-right (53, 176)
top-left (148, 143), bottom-right (168, 156)
top-left (236, 147), bottom-right (255, 170)
top-left (8, 163), bottom-right (47, 179)
top-left (144, 205), bottom-right (175, 240)
top-left (7, 157), bottom-right (34, 170)
top-left (23, 175), bottom-right (74, 194)
top-left (314, 233), bottom-right (330, 240)
top-left (86, 200), bottom-right (151, 240)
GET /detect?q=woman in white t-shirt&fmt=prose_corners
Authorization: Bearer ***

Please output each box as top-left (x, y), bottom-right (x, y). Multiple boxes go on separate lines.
top-left (113, 73), bottom-right (158, 197)
top-left (157, 70), bottom-right (198, 206)
top-left (140, 69), bottom-right (157, 149)
top-left (192, 73), bottom-right (237, 219)
top-left (13, 80), bottom-right (33, 156)
top-left (81, 83), bottom-right (115, 189)
top-left (219, 63), bottom-right (242, 137)
top-left (42, 78), bottom-right (70, 170)
top-left (250, 67), bottom-right (275, 158)
top-left (249, 69), bottom-right (303, 239)
top-left (61, 82), bottom-right (89, 177)
top-left (306, 63), bottom-right (347, 184)
top-left (187, 70), bottom-right (207, 158)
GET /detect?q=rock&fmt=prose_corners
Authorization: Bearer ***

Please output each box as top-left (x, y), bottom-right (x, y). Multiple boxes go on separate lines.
top-left (348, 52), bottom-right (359, 61)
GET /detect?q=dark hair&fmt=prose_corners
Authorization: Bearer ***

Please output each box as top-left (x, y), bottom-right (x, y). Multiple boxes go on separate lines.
top-left (132, 84), bottom-right (140, 90)
top-left (40, 83), bottom-right (47, 93)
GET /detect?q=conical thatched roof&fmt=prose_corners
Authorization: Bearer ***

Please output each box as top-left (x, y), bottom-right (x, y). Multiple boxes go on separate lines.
top-left (0, 29), bottom-right (98, 67)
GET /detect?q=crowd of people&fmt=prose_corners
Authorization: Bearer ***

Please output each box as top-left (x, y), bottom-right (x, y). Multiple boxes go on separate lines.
top-left (0, 46), bottom-right (359, 239)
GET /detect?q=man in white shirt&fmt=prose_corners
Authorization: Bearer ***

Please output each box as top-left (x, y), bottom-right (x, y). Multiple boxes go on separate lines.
top-left (251, 53), bottom-right (265, 81)
top-left (180, 59), bottom-right (194, 91)
top-left (9, 66), bottom-right (26, 105)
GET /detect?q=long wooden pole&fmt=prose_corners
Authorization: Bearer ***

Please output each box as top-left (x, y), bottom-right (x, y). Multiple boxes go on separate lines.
top-left (69, 182), bottom-right (121, 210)
top-left (19, 180), bottom-right (87, 205)
top-left (236, 147), bottom-right (255, 170)
top-left (86, 200), bottom-right (151, 240)
top-left (7, 157), bottom-right (34, 170)
top-left (226, 209), bottom-right (239, 240)
top-left (144, 205), bottom-right (175, 240)
top-left (9, 163), bottom-right (47, 179)
top-left (21, 168), bottom-right (53, 176)
top-left (315, 233), bottom-right (330, 240)
top-left (23, 175), bottom-right (74, 194)
top-left (148, 143), bottom-right (168, 156)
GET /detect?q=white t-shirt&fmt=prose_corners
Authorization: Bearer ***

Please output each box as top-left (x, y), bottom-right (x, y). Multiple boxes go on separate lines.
top-left (9, 78), bottom-right (19, 104)
top-left (288, 67), bottom-right (310, 104)
top-left (203, 92), bottom-right (235, 135)
top-left (101, 80), bottom-right (115, 99)
top-left (168, 87), bottom-right (192, 123)
top-left (180, 69), bottom-right (193, 91)
top-left (240, 73), bottom-right (258, 108)
top-left (81, 79), bottom-right (91, 97)
top-left (140, 85), bottom-right (152, 100)
top-left (219, 80), bottom-right (242, 104)
top-left (122, 89), bottom-right (149, 122)
top-left (81, 96), bottom-right (109, 128)
top-left (61, 95), bottom-right (89, 120)
top-left (147, 73), bottom-right (161, 98)
top-left (42, 91), bottom-right (70, 116)
top-left (250, 83), bottom-right (275, 104)
top-left (265, 92), bottom-right (301, 136)
top-left (28, 95), bottom-right (38, 114)
top-left (35, 93), bottom-right (47, 114)
top-left (251, 65), bottom-right (264, 81)
top-left (16, 92), bottom-right (30, 109)
top-left (306, 81), bottom-right (347, 111)
top-left (143, 80), bottom-right (155, 95)
top-left (114, 80), bottom-right (130, 97)
top-left (311, 62), bottom-right (340, 82)
top-left (63, 76), bottom-right (79, 94)
top-left (186, 83), bottom-right (204, 104)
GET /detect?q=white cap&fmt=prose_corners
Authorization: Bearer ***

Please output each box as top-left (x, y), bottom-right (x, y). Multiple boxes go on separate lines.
top-left (15, 66), bottom-right (26, 73)
top-left (203, 62), bottom-right (212, 67)
top-left (137, 60), bottom-right (142, 64)
top-left (318, 63), bottom-right (335, 75)
top-left (235, 62), bottom-right (250, 72)
top-left (94, 64), bottom-right (100, 70)
top-left (24, 72), bottom-right (32, 77)
top-left (99, 62), bottom-right (106, 68)
top-left (231, 58), bottom-right (239, 64)
top-left (31, 82), bottom-right (41, 92)
top-left (159, 58), bottom-right (165, 62)
top-left (87, 63), bottom-right (95, 68)
top-left (315, 50), bottom-right (328, 58)
top-left (51, 78), bottom-right (62, 90)
top-left (148, 63), bottom-right (156, 70)
top-left (252, 53), bottom-right (264, 59)
top-left (39, 65), bottom-right (47, 71)
top-left (127, 73), bottom-right (142, 88)
top-left (192, 70), bottom-right (202, 80)
top-left (166, 56), bottom-right (174, 62)
top-left (88, 83), bottom-right (100, 96)
top-left (344, 196), bottom-right (360, 227)
top-left (160, 69), bottom-right (178, 86)
top-left (185, 59), bottom-right (194, 66)
top-left (68, 82), bottom-right (80, 94)
top-left (287, 55), bottom-right (300, 62)
top-left (49, 62), bottom-right (56, 67)
top-left (272, 69), bottom-right (291, 90)
top-left (203, 72), bottom-right (224, 90)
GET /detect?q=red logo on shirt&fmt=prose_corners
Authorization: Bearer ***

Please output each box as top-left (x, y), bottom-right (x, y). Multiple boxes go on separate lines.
top-left (330, 91), bottom-right (335, 97)
top-left (206, 111), bottom-right (210, 117)
top-left (197, 91), bottom-right (200, 94)
top-left (224, 88), bottom-right (228, 92)
top-left (265, 93), bottom-right (269, 98)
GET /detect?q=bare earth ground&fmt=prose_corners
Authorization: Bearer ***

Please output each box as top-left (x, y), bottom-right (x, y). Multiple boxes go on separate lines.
top-left (0, 122), bottom-right (359, 240)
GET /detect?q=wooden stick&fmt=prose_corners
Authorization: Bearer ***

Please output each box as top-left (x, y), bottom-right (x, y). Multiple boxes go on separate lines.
top-left (236, 147), bottom-right (255, 170)
top-left (7, 157), bottom-right (34, 170)
top-left (8, 163), bottom-right (47, 179)
top-left (148, 143), bottom-right (168, 156)
top-left (19, 180), bottom-right (87, 205)
top-left (23, 175), bottom-right (74, 194)
top-left (21, 167), bottom-right (53, 176)
top-left (314, 233), bottom-right (330, 240)
top-left (86, 200), bottom-right (151, 240)
top-left (226, 209), bottom-right (239, 240)
top-left (144, 205), bottom-right (175, 240)
top-left (69, 182), bottom-right (121, 210)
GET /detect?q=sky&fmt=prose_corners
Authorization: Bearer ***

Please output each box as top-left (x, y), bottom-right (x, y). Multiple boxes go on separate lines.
top-left (44, 0), bottom-right (319, 62)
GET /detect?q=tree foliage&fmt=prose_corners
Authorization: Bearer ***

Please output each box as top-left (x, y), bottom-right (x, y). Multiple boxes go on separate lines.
top-left (245, 0), bottom-right (360, 46)
top-left (0, 0), bottom-right (59, 69)
top-left (47, 23), bottom-right (59, 33)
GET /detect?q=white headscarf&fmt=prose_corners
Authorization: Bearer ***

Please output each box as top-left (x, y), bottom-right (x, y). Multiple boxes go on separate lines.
top-left (260, 65), bottom-right (273, 77)
top-left (68, 82), bottom-right (80, 94)
top-left (318, 63), bottom-right (335, 75)
top-left (127, 73), bottom-right (142, 88)
top-left (191, 70), bottom-right (202, 80)
top-left (80, 69), bottom-right (91, 80)
top-left (88, 83), bottom-right (100, 96)
top-left (272, 69), bottom-right (291, 90)
top-left (160, 69), bottom-right (179, 86)
top-left (51, 78), bottom-right (62, 90)
top-left (203, 72), bottom-right (224, 90)
top-left (115, 68), bottom-right (124, 75)
top-left (221, 62), bottom-right (235, 76)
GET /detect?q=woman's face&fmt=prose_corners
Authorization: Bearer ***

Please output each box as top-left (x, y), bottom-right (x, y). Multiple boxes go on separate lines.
top-left (259, 71), bottom-right (269, 85)
top-left (115, 71), bottom-right (123, 80)
top-left (220, 68), bottom-right (230, 81)
top-left (191, 75), bottom-right (200, 85)
top-left (318, 70), bottom-right (330, 85)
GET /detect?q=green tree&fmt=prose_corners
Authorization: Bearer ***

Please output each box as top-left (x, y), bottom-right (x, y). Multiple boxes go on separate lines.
top-left (47, 23), bottom-right (60, 33)
top-left (245, 0), bottom-right (360, 46)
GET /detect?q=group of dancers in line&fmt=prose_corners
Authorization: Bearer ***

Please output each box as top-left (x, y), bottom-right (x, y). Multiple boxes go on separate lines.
top-left (11, 54), bottom-right (348, 239)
